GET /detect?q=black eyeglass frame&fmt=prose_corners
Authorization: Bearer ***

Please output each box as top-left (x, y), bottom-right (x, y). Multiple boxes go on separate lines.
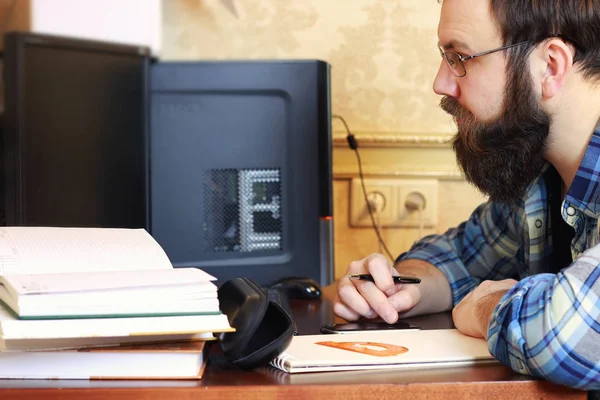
top-left (438, 41), bottom-right (531, 77)
top-left (438, 34), bottom-right (581, 78)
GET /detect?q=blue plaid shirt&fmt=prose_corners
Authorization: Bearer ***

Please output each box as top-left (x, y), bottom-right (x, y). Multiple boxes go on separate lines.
top-left (398, 130), bottom-right (600, 390)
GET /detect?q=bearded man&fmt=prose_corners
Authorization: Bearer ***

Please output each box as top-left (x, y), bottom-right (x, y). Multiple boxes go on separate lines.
top-left (334, 0), bottom-right (600, 391)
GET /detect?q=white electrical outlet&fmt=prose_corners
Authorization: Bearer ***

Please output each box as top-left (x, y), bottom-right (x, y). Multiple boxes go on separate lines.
top-left (349, 178), bottom-right (438, 229)
top-left (394, 180), bottom-right (438, 228)
top-left (349, 178), bottom-right (396, 227)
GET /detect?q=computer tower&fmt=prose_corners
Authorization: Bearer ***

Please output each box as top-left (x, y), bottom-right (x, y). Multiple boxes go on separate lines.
top-left (148, 60), bottom-right (334, 286)
top-left (1, 36), bottom-right (334, 286)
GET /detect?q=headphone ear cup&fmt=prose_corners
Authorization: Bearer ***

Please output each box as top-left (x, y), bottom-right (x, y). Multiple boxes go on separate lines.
top-left (217, 278), bottom-right (296, 369)
top-left (226, 299), bottom-right (296, 369)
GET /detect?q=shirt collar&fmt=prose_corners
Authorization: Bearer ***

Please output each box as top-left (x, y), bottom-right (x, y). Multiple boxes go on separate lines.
top-left (564, 128), bottom-right (600, 218)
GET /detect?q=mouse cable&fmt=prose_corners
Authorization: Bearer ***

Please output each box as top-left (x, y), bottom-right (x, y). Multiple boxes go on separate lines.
top-left (331, 114), bottom-right (395, 262)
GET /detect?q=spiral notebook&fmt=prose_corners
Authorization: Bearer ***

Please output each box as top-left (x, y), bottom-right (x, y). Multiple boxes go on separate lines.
top-left (269, 329), bottom-right (498, 373)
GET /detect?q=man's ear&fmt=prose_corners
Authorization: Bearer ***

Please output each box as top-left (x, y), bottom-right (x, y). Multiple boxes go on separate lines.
top-left (541, 38), bottom-right (574, 99)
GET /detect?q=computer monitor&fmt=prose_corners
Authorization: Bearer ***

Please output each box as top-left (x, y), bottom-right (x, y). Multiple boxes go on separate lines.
top-left (149, 60), bottom-right (334, 286)
top-left (1, 32), bottom-right (150, 228)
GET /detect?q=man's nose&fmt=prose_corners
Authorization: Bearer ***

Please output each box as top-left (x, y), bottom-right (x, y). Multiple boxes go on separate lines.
top-left (433, 59), bottom-right (460, 98)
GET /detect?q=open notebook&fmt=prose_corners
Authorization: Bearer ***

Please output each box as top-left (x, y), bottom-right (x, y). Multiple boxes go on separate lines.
top-left (0, 227), bottom-right (223, 319)
top-left (270, 329), bottom-right (498, 373)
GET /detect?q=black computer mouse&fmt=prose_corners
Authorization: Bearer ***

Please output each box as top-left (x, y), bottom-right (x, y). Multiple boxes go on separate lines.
top-left (269, 277), bottom-right (322, 300)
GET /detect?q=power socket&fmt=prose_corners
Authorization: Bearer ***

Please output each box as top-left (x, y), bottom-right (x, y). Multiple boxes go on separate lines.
top-left (349, 178), bottom-right (438, 229)
top-left (349, 179), bottom-right (396, 227)
top-left (394, 180), bottom-right (438, 228)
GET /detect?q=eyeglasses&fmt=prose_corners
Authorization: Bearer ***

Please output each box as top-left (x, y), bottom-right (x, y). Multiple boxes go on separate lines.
top-left (438, 41), bottom-right (531, 77)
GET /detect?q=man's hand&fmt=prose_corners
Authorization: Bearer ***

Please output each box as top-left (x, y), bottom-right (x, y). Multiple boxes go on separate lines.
top-left (333, 254), bottom-right (422, 324)
top-left (452, 279), bottom-right (518, 338)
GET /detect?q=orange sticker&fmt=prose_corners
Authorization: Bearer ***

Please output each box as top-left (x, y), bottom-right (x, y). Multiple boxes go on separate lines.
top-left (315, 341), bottom-right (409, 357)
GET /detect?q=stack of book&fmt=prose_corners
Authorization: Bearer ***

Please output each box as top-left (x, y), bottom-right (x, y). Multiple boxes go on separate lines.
top-left (0, 226), bottom-right (235, 379)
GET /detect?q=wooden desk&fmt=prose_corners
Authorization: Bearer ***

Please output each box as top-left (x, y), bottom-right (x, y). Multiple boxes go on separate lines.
top-left (0, 287), bottom-right (587, 400)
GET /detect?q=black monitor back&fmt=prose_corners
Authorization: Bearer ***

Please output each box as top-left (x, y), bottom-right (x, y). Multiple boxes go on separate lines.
top-left (149, 60), bottom-right (334, 286)
top-left (2, 32), bottom-right (150, 228)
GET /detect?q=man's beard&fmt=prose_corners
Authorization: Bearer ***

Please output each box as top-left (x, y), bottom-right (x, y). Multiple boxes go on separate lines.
top-left (440, 65), bottom-right (551, 204)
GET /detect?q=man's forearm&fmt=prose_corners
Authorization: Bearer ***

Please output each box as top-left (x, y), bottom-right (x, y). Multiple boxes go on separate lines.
top-left (394, 259), bottom-right (453, 317)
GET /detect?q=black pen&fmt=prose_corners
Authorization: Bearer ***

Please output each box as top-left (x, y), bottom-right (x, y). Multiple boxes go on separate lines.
top-left (349, 274), bottom-right (421, 284)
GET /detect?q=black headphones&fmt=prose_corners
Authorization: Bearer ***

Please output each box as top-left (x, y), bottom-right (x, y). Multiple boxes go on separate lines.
top-left (217, 277), bottom-right (296, 369)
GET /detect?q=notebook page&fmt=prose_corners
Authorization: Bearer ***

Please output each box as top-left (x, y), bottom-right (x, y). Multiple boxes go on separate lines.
top-left (4, 268), bottom-right (216, 295)
top-left (0, 227), bottom-right (172, 275)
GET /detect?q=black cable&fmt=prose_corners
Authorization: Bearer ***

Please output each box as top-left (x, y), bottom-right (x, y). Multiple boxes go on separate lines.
top-left (332, 114), bottom-right (395, 261)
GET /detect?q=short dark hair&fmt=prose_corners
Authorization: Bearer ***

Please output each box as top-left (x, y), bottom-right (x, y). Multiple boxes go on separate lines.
top-left (492, 1), bottom-right (600, 80)
top-left (439, 1), bottom-right (600, 80)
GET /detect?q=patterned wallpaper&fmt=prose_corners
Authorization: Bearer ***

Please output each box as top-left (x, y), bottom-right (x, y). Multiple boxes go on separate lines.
top-left (162, 0), bottom-right (456, 135)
